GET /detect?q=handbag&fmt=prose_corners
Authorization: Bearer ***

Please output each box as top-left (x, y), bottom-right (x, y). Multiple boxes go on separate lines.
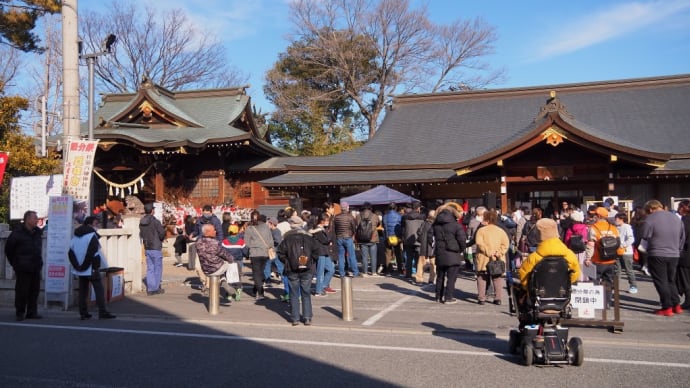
top-left (227, 262), bottom-right (240, 284)
top-left (487, 258), bottom-right (505, 276)
top-left (387, 235), bottom-right (400, 246)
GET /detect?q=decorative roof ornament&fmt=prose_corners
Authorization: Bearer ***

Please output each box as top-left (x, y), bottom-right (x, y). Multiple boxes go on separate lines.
top-left (542, 125), bottom-right (566, 146)
top-left (534, 90), bottom-right (574, 122)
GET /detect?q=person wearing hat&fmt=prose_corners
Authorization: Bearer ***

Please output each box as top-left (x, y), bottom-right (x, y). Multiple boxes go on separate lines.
top-left (585, 207), bottom-right (622, 308)
top-left (517, 218), bottom-right (581, 322)
top-left (519, 218), bottom-right (580, 288)
top-left (139, 203), bottom-right (166, 295)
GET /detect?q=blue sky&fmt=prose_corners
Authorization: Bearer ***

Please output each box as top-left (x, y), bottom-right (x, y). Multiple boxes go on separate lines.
top-left (77, 0), bottom-right (690, 113)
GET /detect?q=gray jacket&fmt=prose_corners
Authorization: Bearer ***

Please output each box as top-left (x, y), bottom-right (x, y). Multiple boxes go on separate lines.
top-left (244, 223), bottom-right (274, 258)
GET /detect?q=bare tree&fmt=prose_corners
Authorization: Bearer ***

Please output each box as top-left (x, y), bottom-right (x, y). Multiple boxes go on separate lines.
top-left (79, 0), bottom-right (247, 93)
top-left (21, 13), bottom-right (63, 137)
top-left (288, 0), bottom-right (501, 139)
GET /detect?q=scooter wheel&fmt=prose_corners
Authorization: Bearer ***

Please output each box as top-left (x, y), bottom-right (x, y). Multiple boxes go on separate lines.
top-left (568, 337), bottom-right (584, 366)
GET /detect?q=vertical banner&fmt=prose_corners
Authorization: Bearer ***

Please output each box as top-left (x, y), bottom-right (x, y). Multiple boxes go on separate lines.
top-left (0, 151), bottom-right (8, 187)
top-left (63, 140), bottom-right (99, 201)
top-left (45, 196), bottom-right (73, 298)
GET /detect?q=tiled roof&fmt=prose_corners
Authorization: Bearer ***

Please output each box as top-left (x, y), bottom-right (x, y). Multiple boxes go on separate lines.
top-left (254, 74), bottom-right (690, 176)
top-left (260, 169), bottom-right (457, 186)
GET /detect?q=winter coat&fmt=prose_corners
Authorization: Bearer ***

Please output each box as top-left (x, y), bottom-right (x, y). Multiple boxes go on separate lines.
top-left (402, 210), bottom-right (425, 247)
top-left (564, 222), bottom-right (588, 251)
top-left (277, 229), bottom-right (320, 274)
top-left (139, 214), bottom-right (166, 250)
top-left (432, 210), bottom-right (467, 267)
top-left (244, 222), bottom-right (274, 258)
top-left (309, 226), bottom-right (332, 257)
top-left (418, 220), bottom-right (434, 257)
top-left (382, 210), bottom-right (402, 238)
top-left (680, 214), bottom-right (690, 267)
top-left (519, 237), bottom-right (581, 289)
top-left (196, 236), bottom-right (234, 275)
top-left (474, 223), bottom-right (509, 273)
top-left (5, 224), bottom-right (43, 273)
top-left (69, 224), bottom-right (106, 276)
top-left (334, 212), bottom-right (357, 238)
top-left (357, 209), bottom-right (380, 243)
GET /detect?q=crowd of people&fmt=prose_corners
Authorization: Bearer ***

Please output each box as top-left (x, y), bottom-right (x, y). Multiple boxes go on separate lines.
top-left (176, 196), bottom-right (690, 323)
top-left (8, 195), bottom-right (686, 324)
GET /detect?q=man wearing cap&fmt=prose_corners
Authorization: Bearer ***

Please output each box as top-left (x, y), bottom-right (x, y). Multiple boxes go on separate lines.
top-left (334, 201), bottom-right (359, 277)
top-left (140, 203), bottom-right (167, 295)
top-left (585, 206), bottom-right (622, 307)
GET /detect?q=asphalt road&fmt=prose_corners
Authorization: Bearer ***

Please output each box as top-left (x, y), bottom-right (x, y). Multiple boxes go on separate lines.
top-left (1, 261), bottom-right (689, 387)
top-left (1, 315), bottom-right (689, 387)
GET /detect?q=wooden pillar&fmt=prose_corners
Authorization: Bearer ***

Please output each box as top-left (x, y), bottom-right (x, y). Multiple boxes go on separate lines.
top-left (217, 170), bottom-right (225, 204)
top-left (155, 170), bottom-right (164, 202)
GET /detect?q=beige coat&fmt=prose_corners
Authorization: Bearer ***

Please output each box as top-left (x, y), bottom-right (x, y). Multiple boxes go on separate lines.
top-left (474, 224), bottom-right (509, 272)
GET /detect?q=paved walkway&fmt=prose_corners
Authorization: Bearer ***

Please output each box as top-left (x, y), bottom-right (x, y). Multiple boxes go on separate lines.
top-left (3, 256), bottom-right (689, 347)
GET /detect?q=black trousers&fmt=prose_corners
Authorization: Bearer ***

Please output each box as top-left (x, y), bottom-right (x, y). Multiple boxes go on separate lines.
top-left (648, 256), bottom-right (680, 309)
top-left (78, 275), bottom-right (107, 316)
top-left (435, 264), bottom-right (459, 302)
top-left (15, 270), bottom-right (41, 317)
top-left (251, 257), bottom-right (269, 296)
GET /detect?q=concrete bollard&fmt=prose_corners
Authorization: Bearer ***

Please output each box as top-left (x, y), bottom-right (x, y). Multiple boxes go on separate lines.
top-left (208, 275), bottom-right (219, 315)
top-left (341, 276), bottom-right (353, 321)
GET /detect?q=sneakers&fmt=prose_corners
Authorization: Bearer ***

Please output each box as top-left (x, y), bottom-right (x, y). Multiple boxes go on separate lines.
top-left (313, 291), bottom-right (327, 297)
top-left (673, 304), bottom-right (684, 314)
top-left (147, 288), bottom-right (165, 296)
top-left (654, 307), bottom-right (674, 316)
top-left (234, 288), bottom-right (242, 301)
top-left (641, 265), bottom-right (651, 276)
top-left (304, 319), bottom-right (312, 326)
top-left (628, 286), bottom-right (638, 294)
top-left (173, 262), bottom-right (184, 267)
top-left (80, 313), bottom-right (93, 320)
top-left (444, 298), bottom-right (458, 304)
top-left (324, 287), bottom-right (337, 294)
top-left (280, 294), bottom-right (290, 302)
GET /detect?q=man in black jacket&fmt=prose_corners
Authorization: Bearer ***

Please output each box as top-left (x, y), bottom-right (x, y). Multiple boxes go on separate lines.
top-left (277, 224), bottom-right (320, 326)
top-left (5, 211), bottom-right (43, 321)
top-left (403, 201), bottom-right (425, 280)
top-left (139, 203), bottom-right (166, 295)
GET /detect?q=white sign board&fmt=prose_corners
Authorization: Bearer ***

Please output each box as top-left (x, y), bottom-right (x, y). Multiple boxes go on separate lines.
top-left (45, 196), bottom-right (73, 295)
top-left (571, 282), bottom-right (605, 318)
top-left (9, 175), bottom-right (63, 220)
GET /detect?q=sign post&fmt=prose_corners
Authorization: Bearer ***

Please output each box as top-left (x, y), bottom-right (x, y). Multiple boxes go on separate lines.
top-left (45, 196), bottom-right (74, 309)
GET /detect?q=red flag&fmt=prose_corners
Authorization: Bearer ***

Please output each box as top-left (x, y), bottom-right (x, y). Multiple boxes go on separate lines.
top-left (0, 152), bottom-right (8, 187)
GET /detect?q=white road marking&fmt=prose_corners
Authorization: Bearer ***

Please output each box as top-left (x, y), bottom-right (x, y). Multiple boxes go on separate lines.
top-left (3, 322), bottom-right (689, 368)
top-left (361, 294), bottom-right (414, 326)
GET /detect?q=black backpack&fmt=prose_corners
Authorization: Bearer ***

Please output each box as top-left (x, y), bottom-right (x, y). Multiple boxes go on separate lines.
top-left (594, 225), bottom-right (620, 260)
top-left (356, 217), bottom-right (374, 243)
top-left (568, 230), bottom-right (586, 253)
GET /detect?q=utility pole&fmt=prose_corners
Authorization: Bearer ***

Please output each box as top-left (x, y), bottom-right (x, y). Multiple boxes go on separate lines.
top-left (61, 0), bottom-right (80, 167)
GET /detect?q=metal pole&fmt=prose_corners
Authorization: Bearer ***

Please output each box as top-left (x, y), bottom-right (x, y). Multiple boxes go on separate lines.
top-left (341, 276), bottom-right (353, 321)
top-left (208, 275), bottom-right (219, 315)
top-left (87, 56), bottom-right (95, 140)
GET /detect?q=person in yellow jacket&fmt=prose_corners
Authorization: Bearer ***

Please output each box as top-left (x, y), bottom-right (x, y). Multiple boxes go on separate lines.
top-left (519, 218), bottom-right (581, 289)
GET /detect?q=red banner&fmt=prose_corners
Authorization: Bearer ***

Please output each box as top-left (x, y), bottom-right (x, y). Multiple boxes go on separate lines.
top-left (0, 152), bottom-right (8, 187)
